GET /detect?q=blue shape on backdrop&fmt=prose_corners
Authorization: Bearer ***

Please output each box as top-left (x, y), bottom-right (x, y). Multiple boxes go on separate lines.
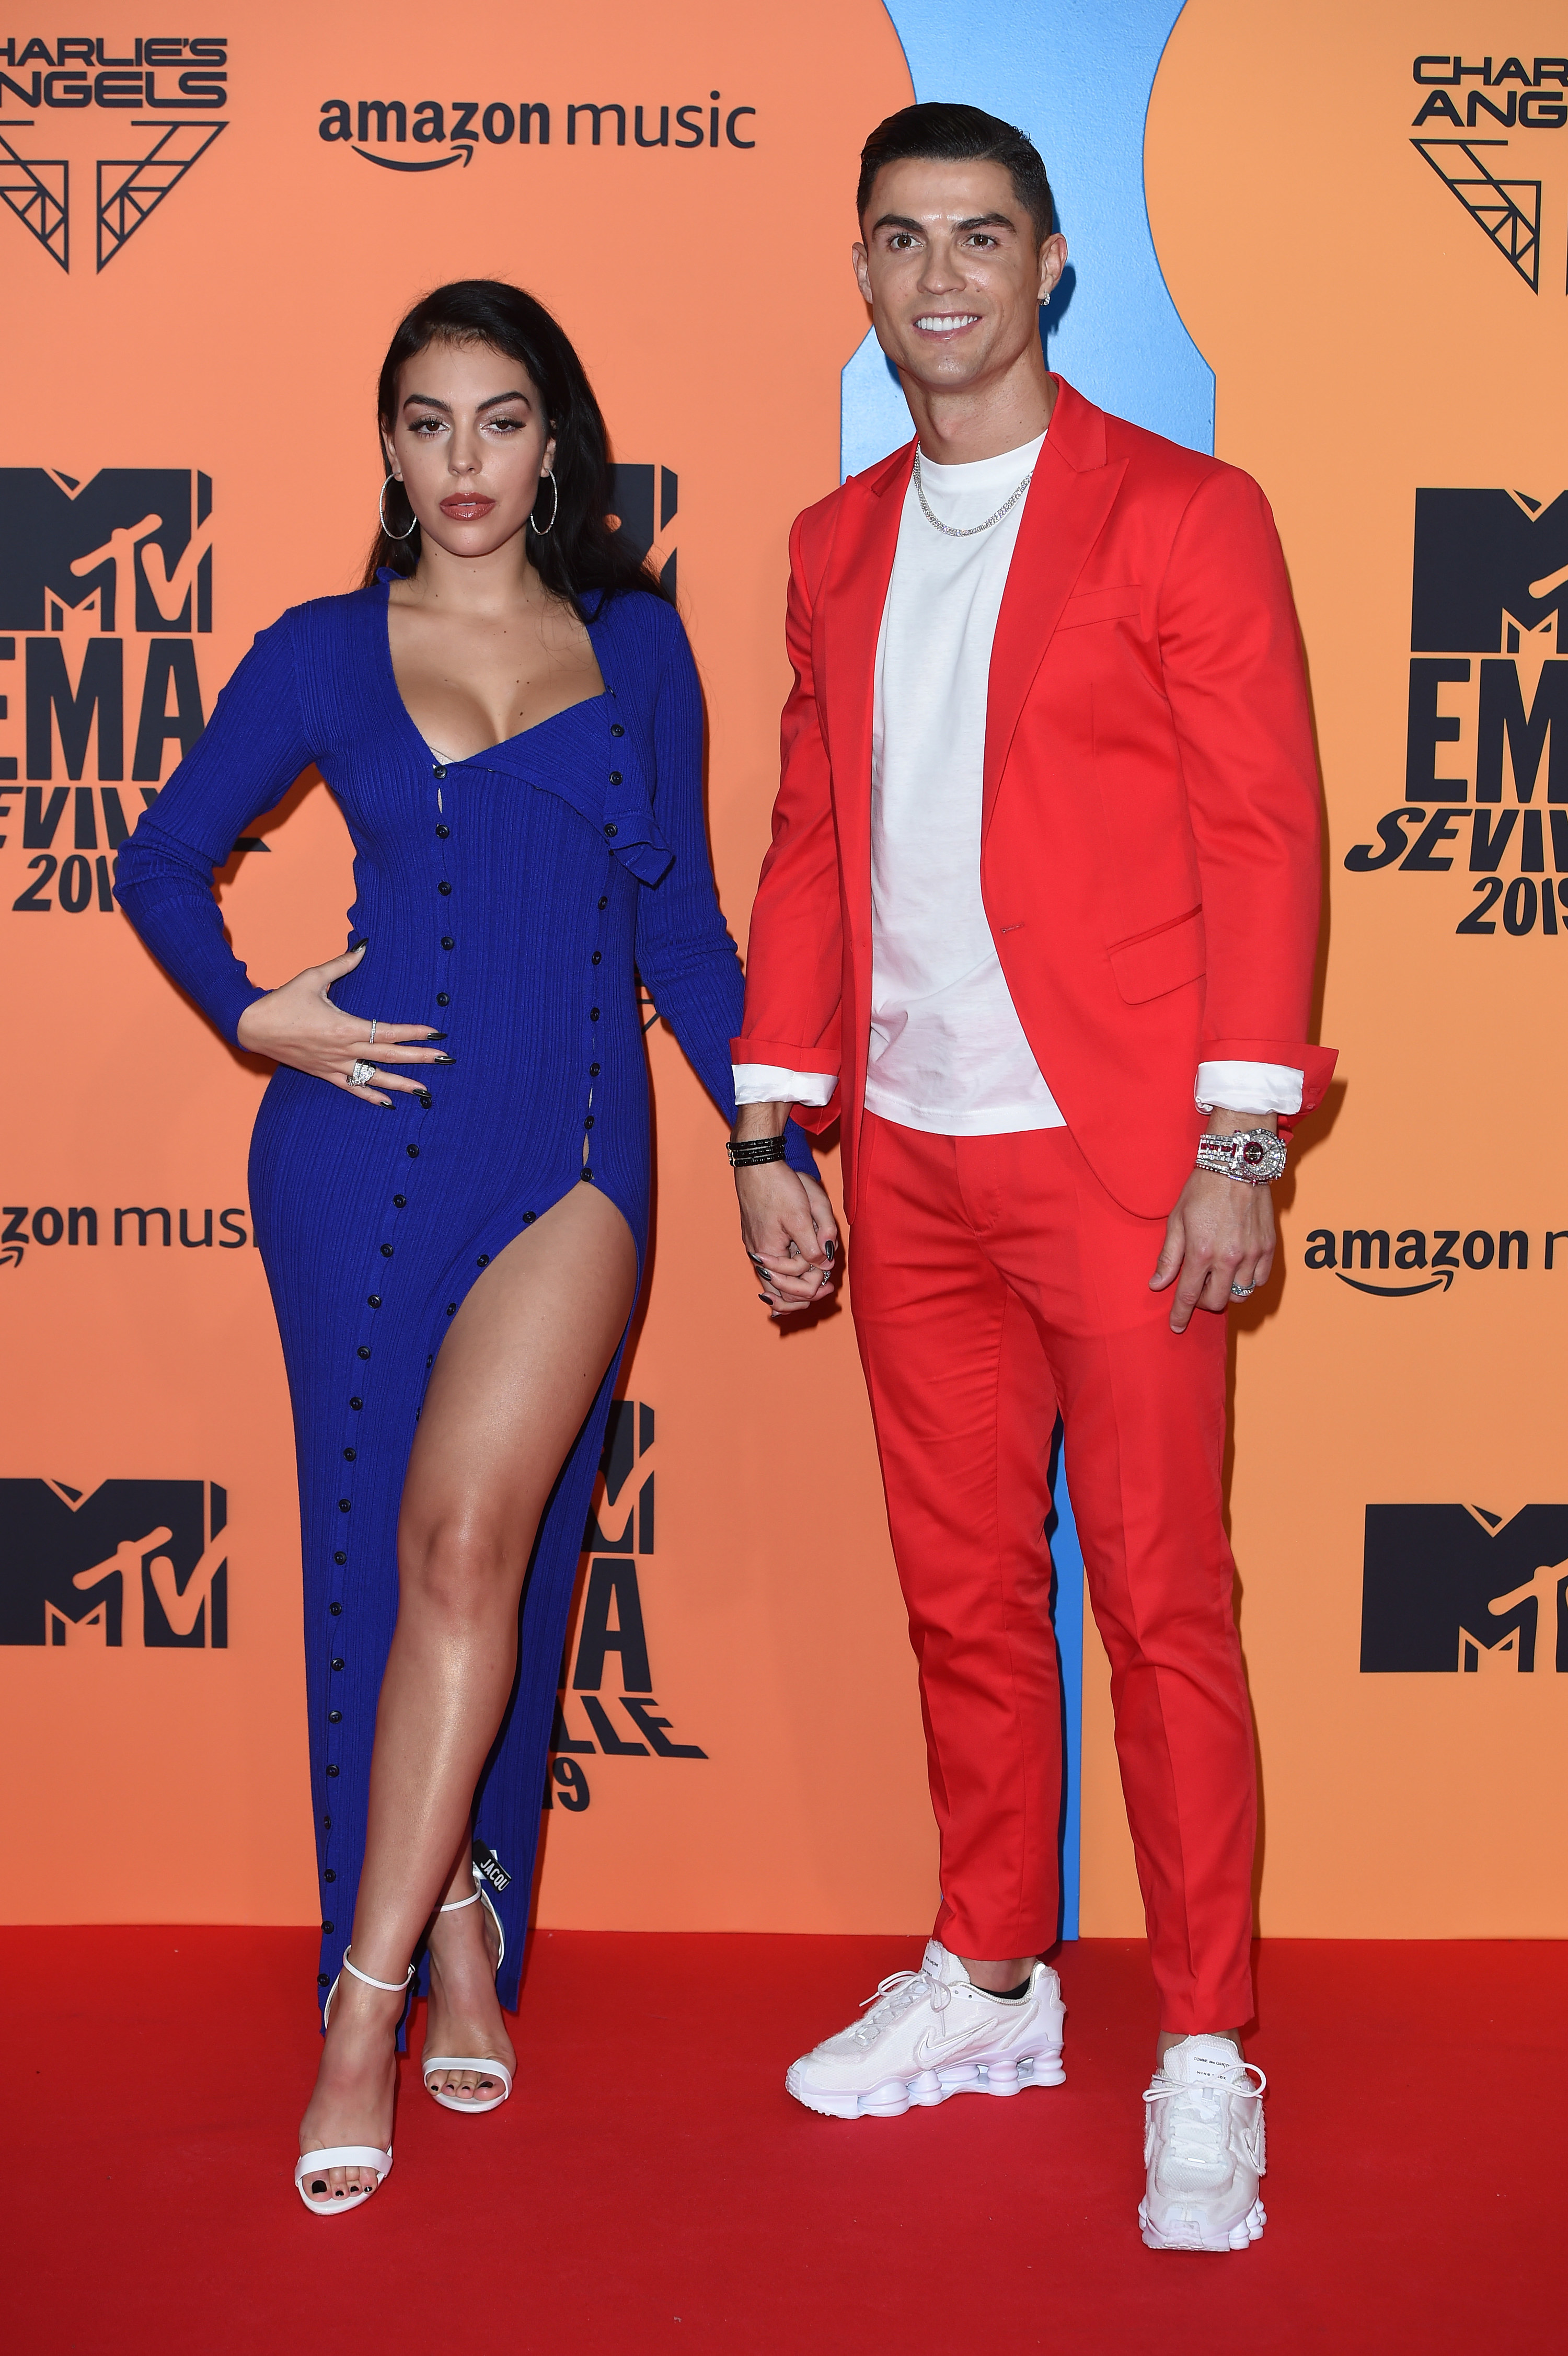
top-left (842, 0), bottom-right (1214, 476)
top-left (837, 1), bottom-right (1211, 1934)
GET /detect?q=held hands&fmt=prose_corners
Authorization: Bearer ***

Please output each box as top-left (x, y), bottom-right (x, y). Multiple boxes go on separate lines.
top-left (1150, 1134), bottom-right (1277, 1334)
top-left (234, 943), bottom-right (452, 1108)
top-left (735, 1163), bottom-right (841, 1318)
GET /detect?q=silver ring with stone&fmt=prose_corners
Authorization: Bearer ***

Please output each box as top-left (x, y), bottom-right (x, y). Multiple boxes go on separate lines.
top-left (1230, 1282), bottom-right (1254, 1300)
top-left (368, 1019), bottom-right (378, 1047)
top-left (350, 1059), bottom-right (377, 1089)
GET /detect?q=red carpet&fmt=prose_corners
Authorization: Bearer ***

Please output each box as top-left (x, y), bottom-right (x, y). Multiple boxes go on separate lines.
top-left (7, 1928), bottom-right (1560, 2354)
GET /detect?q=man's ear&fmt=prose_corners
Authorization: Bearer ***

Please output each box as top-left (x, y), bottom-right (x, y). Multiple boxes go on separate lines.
top-left (852, 240), bottom-right (873, 305)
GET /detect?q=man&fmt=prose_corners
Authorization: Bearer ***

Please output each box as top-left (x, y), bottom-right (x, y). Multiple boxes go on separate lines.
top-left (727, 103), bottom-right (1334, 2252)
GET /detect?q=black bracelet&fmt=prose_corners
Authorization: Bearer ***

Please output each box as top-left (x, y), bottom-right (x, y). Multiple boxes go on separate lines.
top-left (727, 1134), bottom-right (788, 1168)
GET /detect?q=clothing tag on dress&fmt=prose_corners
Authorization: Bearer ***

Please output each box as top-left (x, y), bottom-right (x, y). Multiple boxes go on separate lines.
top-left (471, 1837), bottom-right (511, 1893)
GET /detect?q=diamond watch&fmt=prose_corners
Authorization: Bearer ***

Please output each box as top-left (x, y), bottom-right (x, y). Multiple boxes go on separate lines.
top-left (1194, 1129), bottom-right (1287, 1185)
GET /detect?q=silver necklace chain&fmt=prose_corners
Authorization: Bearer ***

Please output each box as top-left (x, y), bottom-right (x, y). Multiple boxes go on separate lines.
top-left (913, 450), bottom-right (1034, 538)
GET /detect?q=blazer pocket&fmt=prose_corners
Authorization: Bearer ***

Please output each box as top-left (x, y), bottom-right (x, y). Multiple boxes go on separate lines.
top-left (1057, 583), bottom-right (1142, 629)
top-left (1107, 905), bottom-right (1206, 1003)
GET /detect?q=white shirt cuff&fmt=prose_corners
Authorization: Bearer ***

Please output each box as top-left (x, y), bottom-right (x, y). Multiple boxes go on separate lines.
top-left (1194, 1060), bottom-right (1303, 1117)
top-left (733, 1062), bottom-right (839, 1108)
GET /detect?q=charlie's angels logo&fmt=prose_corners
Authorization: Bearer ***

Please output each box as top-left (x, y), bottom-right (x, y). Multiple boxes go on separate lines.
top-left (1361, 1502), bottom-right (1567, 1673)
top-left (1345, 487), bottom-right (1568, 936)
top-left (0, 35), bottom-right (227, 271)
top-left (0, 1476), bottom-right (229, 1647)
top-left (0, 465), bottom-right (222, 918)
top-left (546, 1398), bottom-right (706, 1813)
top-left (1408, 54), bottom-right (1567, 291)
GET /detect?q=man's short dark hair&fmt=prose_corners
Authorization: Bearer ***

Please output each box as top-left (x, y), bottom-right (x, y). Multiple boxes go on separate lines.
top-left (857, 102), bottom-right (1054, 245)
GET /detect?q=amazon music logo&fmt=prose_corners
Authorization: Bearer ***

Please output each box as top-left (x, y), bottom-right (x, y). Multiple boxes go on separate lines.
top-left (1344, 487), bottom-right (1568, 936)
top-left (0, 467), bottom-right (247, 921)
top-left (546, 1398), bottom-right (706, 1814)
top-left (1304, 1222), bottom-right (1568, 1296)
top-left (318, 88), bottom-right (757, 175)
top-left (0, 34), bottom-right (227, 272)
top-left (0, 1201), bottom-right (250, 1270)
top-left (0, 1477), bottom-right (229, 1647)
top-left (1361, 1502), bottom-right (1568, 1674)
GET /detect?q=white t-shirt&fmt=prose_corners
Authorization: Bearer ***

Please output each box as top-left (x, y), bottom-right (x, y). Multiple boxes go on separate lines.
top-left (734, 432), bottom-right (1304, 1129)
top-left (863, 433), bottom-right (1061, 1133)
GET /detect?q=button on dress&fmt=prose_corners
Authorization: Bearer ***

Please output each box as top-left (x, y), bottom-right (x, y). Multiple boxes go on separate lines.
top-left (115, 577), bottom-right (814, 2015)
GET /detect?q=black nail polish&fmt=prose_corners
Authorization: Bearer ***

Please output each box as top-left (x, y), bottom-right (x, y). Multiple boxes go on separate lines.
top-left (434, 1053), bottom-right (455, 1063)
top-left (425, 1031), bottom-right (447, 1041)
top-left (758, 1293), bottom-right (771, 1303)
top-left (349, 936), bottom-right (369, 951)
top-left (311, 2179), bottom-right (326, 2194)
top-left (824, 1239), bottom-right (837, 1259)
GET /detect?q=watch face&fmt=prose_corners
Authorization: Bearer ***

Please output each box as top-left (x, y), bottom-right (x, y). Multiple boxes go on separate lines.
top-left (1237, 1134), bottom-right (1285, 1179)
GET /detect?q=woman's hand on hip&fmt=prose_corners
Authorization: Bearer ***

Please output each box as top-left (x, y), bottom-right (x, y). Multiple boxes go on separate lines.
top-left (234, 944), bottom-right (450, 1108)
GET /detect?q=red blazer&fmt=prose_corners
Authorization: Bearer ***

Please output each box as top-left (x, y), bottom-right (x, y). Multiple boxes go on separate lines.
top-left (734, 376), bottom-right (1336, 1222)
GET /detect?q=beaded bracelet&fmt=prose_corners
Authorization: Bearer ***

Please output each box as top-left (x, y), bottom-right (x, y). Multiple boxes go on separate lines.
top-left (727, 1135), bottom-right (788, 1168)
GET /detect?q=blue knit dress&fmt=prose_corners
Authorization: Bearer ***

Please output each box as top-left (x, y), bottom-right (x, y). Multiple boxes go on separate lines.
top-left (114, 574), bottom-right (811, 2015)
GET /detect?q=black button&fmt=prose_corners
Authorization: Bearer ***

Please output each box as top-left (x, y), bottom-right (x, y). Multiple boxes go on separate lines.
top-left (328, 1711), bottom-right (342, 1725)
top-left (330, 1601), bottom-right (342, 1615)
top-left (478, 1253), bottom-right (489, 1267)
top-left (523, 1211), bottom-right (536, 1225)
top-left (333, 1550), bottom-right (347, 1565)
top-left (584, 1115), bottom-right (595, 1130)
top-left (331, 1658), bottom-right (344, 1672)
top-left (407, 1145), bottom-right (419, 1159)
top-left (591, 950), bottom-right (602, 966)
top-left (590, 1061), bottom-right (601, 1076)
top-left (358, 1344), bottom-right (372, 1359)
top-left (367, 1294), bottom-right (381, 1308)
top-left (322, 1918), bottom-right (335, 1933)
top-left (610, 722), bottom-right (625, 737)
top-left (338, 1499), bottom-right (351, 1512)
top-left (590, 1007), bottom-right (600, 1021)
top-left (439, 879), bottom-right (452, 895)
top-left (604, 824), bottom-right (617, 837)
top-left (598, 895), bottom-right (608, 910)
top-left (324, 1867), bottom-right (337, 1881)
top-left (322, 1814), bottom-right (332, 1830)
top-left (442, 936), bottom-right (454, 949)
top-left (349, 1397), bottom-right (363, 1410)
top-left (420, 1090), bottom-right (432, 1109)
top-left (433, 765), bottom-right (447, 780)
top-left (580, 1167), bottom-right (594, 1182)
top-left (392, 1197), bottom-right (405, 1210)
top-left (326, 1763), bottom-right (339, 1776)
top-left (343, 1447), bottom-right (356, 1462)
top-left (436, 823), bottom-right (449, 838)
top-left (609, 771), bottom-right (622, 784)
top-left (446, 1301), bottom-right (457, 1316)
top-left (380, 1243), bottom-right (394, 1259)
top-left (436, 992), bottom-right (449, 1007)
top-left (318, 1972), bottom-right (330, 1987)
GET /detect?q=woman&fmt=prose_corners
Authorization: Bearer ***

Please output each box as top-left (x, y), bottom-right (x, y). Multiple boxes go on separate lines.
top-left (114, 279), bottom-right (828, 2213)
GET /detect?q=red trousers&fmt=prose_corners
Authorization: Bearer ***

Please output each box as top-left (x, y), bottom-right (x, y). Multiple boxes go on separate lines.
top-left (848, 1112), bottom-right (1257, 2032)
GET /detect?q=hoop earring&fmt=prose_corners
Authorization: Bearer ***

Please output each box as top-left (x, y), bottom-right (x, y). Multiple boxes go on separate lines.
top-left (378, 473), bottom-right (418, 542)
top-left (528, 469), bottom-right (559, 537)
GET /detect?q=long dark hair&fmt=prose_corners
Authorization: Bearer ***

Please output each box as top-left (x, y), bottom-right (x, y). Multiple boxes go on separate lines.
top-left (363, 278), bottom-right (670, 610)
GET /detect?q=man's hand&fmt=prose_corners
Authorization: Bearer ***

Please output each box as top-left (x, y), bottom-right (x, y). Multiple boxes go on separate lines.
top-left (732, 1100), bottom-right (840, 1318)
top-left (1149, 1112), bottom-right (1278, 1334)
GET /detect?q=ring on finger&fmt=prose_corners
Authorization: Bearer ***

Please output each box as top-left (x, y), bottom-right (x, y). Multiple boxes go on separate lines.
top-left (1229, 1281), bottom-right (1255, 1300)
top-left (349, 1059), bottom-right (377, 1089)
top-left (367, 1019), bottom-right (378, 1047)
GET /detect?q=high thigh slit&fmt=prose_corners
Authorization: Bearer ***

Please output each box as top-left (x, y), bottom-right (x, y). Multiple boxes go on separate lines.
top-left (114, 576), bottom-right (816, 2014)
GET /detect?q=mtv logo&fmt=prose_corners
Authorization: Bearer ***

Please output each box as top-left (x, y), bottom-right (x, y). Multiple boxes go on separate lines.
top-left (1360, 1503), bottom-right (1568, 1673)
top-left (1411, 489), bottom-right (1568, 654)
top-left (0, 467), bottom-right (212, 634)
top-left (583, 1398), bottom-right (654, 1555)
top-left (0, 1478), bottom-right (229, 1648)
top-left (604, 465), bottom-right (677, 588)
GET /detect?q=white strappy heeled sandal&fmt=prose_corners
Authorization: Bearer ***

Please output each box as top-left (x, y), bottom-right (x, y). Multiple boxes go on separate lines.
top-left (422, 1866), bottom-right (514, 2114)
top-left (294, 1947), bottom-right (416, 2215)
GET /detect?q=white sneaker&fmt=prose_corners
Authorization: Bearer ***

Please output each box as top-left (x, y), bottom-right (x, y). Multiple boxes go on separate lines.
top-left (1139, 2035), bottom-right (1267, 2251)
top-left (785, 1939), bottom-right (1066, 2121)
